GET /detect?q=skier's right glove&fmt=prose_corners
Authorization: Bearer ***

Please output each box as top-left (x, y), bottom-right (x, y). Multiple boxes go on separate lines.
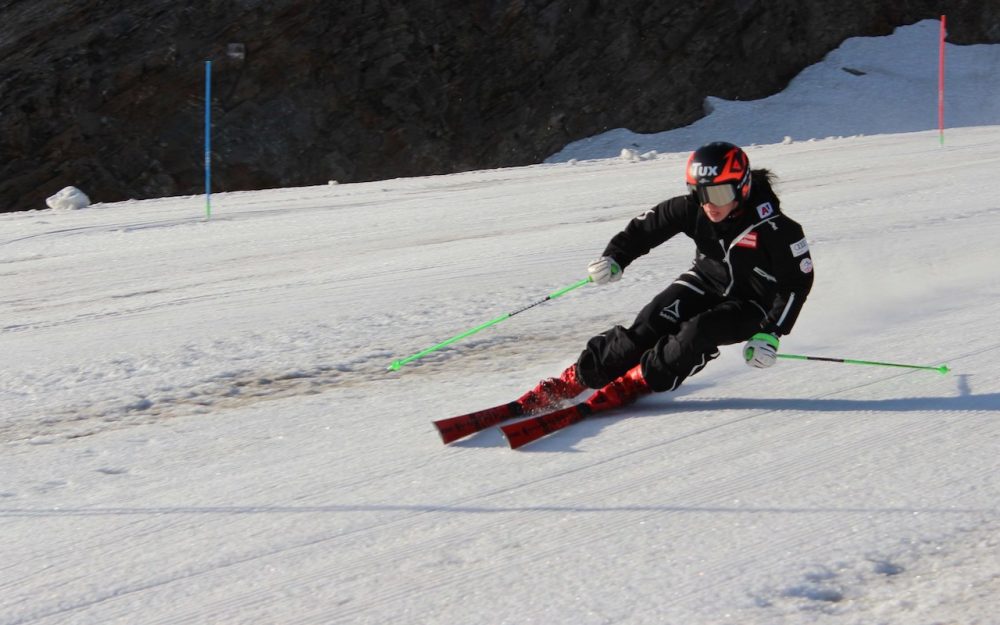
top-left (588, 256), bottom-right (622, 285)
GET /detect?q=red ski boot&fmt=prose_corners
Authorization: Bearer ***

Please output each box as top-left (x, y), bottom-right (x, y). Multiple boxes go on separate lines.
top-left (515, 364), bottom-right (588, 415)
top-left (585, 364), bottom-right (651, 412)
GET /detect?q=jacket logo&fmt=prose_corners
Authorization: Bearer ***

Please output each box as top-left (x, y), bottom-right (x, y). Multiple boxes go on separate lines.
top-left (689, 163), bottom-right (719, 178)
top-left (659, 300), bottom-right (681, 322)
top-left (756, 202), bottom-right (774, 219)
top-left (735, 232), bottom-right (758, 249)
top-left (790, 237), bottom-right (810, 257)
top-left (800, 258), bottom-right (814, 274)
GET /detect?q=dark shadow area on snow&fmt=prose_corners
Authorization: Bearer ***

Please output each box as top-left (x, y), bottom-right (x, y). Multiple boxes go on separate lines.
top-left (654, 390), bottom-right (1000, 415)
top-left (452, 389), bottom-right (999, 452)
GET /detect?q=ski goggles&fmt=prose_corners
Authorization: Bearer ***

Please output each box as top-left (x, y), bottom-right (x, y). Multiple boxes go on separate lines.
top-left (689, 183), bottom-right (737, 206)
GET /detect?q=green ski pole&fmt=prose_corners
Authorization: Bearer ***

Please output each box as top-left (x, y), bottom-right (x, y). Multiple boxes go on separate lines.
top-left (388, 277), bottom-right (592, 371)
top-left (778, 353), bottom-right (949, 374)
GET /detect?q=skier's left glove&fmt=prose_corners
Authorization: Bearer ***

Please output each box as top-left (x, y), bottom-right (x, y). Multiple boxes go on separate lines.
top-left (743, 333), bottom-right (779, 369)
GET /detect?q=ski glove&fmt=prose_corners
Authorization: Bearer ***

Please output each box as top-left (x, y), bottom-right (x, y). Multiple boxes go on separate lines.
top-left (743, 333), bottom-right (779, 369)
top-left (588, 256), bottom-right (622, 285)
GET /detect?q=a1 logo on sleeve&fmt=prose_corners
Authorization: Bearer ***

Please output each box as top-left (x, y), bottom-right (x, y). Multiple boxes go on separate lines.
top-left (756, 202), bottom-right (774, 219)
top-left (790, 237), bottom-right (810, 257)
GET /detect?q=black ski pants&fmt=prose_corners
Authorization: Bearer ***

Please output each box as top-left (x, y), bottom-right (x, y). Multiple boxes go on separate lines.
top-left (576, 272), bottom-right (767, 392)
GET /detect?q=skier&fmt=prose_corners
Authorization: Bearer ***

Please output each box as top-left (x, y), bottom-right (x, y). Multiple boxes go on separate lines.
top-left (517, 141), bottom-right (814, 414)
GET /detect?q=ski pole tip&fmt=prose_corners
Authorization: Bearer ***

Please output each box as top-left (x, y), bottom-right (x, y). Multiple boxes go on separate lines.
top-left (387, 361), bottom-right (402, 372)
top-left (937, 364), bottom-right (950, 374)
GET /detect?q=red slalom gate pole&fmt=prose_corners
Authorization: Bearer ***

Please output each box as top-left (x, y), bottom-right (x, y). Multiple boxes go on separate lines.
top-left (939, 15), bottom-right (947, 146)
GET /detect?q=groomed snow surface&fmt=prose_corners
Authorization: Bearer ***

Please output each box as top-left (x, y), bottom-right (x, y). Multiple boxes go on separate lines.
top-left (3, 19), bottom-right (1000, 625)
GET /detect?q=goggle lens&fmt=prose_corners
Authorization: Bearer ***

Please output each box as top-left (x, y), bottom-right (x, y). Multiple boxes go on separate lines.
top-left (690, 183), bottom-right (737, 205)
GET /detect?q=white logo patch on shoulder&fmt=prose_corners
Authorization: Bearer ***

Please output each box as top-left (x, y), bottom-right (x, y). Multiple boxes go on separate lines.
top-left (790, 237), bottom-right (810, 257)
top-left (800, 258), bottom-right (814, 274)
top-left (756, 202), bottom-right (774, 219)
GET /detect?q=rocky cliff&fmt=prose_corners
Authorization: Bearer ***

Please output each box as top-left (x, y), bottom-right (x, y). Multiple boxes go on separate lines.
top-left (2, 0), bottom-right (998, 212)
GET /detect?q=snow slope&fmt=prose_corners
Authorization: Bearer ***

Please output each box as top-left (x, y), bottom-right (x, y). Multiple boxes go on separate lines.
top-left (2, 19), bottom-right (1000, 625)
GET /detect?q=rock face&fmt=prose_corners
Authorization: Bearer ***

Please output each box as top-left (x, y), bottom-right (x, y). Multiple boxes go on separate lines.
top-left (2, 0), bottom-right (999, 212)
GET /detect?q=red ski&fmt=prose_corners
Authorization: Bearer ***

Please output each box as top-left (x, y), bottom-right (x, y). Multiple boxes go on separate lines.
top-left (500, 365), bottom-right (650, 448)
top-left (435, 364), bottom-right (645, 448)
top-left (434, 364), bottom-right (587, 444)
top-left (433, 402), bottom-right (519, 444)
top-left (499, 403), bottom-right (594, 449)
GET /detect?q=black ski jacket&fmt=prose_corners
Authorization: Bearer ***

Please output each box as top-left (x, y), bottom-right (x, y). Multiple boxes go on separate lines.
top-left (602, 174), bottom-right (813, 336)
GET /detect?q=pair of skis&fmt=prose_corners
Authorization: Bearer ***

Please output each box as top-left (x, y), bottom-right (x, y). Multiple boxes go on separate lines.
top-left (434, 396), bottom-right (601, 449)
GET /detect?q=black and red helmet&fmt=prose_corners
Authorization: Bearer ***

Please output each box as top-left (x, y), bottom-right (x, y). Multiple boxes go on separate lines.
top-left (685, 142), bottom-right (752, 205)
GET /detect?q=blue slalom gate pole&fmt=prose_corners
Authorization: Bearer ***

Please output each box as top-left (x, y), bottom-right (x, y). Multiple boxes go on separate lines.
top-left (204, 60), bottom-right (212, 219)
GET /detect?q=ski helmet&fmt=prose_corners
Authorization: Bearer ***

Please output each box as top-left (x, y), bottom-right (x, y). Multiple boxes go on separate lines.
top-left (685, 142), bottom-right (752, 205)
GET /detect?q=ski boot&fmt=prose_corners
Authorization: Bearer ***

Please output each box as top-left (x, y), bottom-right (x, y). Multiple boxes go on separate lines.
top-left (584, 364), bottom-right (651, 411)
top-left (515, 364), bottom-right (588, 415)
